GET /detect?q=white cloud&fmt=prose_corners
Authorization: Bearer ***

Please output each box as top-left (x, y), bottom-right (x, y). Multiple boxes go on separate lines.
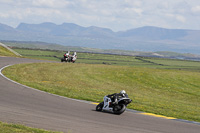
top-left (176, 15), bottom-right (186, 23)
top-left (166, 13), bottom-right (186, 23)
top-left (133, 8), bottom-right (143, 15)
top-left (27, 8), bottom-right (61, 17)
top-left (32, 0), bottom-right (72, 8)
top-left (0, 0), bottom-right (14, 4)
top-left (0, 0), bottom-right (200, 31)
top-left (123, 0), bottom-right (142, 7)
top-left (191, 5), bottom-right (200, 12)
top-left (0, 13), bottom-right (9, 18)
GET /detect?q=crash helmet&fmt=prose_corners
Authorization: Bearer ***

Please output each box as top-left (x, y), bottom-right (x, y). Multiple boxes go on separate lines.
top-left (120, 90), bottom-right (126, 95)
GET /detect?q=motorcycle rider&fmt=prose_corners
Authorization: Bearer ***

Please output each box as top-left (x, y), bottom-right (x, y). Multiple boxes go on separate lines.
top-left (71, 52), bottom-right (77, 62)
top-left (64, 51), bottom-right (70, 59)
top-left (107, 90), bottom-right (128, 105)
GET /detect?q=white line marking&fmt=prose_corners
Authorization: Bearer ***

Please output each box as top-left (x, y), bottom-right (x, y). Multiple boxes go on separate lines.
top-left (0, 65), bottom-right (92, 104)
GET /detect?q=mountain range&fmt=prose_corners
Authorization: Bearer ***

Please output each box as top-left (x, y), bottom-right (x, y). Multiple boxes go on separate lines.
top-left (0, 22), bottom-right (200, 54)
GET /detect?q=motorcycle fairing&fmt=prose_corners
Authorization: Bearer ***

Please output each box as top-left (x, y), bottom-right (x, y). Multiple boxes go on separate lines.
top-left (103, 96), bottom-right (113, 111)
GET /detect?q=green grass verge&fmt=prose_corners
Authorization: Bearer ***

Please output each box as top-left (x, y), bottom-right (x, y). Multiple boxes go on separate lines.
top-left (2, 63), bottom-right (200, 122)
top-left (13, 48), bottom-right (200, 70)
top-left (0, 46), bottom-right (18, 57)
top-left (0, 121), bottom-right (61, 133)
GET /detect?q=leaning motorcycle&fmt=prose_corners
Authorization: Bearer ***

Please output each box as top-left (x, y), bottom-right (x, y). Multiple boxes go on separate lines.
top-left (61, 55), bottom-right (69, 62)
top-left (96, 95), bottom-right (132, 115)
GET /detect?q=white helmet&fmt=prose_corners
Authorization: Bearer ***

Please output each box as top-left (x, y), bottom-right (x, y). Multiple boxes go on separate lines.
top-left (120, 90), bottom-right (126, 95)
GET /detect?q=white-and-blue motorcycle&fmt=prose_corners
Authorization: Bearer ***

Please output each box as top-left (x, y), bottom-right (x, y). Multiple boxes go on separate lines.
top-left (96, 95), bottom-right (132, 115)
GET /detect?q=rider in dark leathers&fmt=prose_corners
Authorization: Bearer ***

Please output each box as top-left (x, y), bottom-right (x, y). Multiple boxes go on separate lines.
top-left (107, 90), bottom-right (128, 104)
top-left (64, 51), bottom-right (70, 59)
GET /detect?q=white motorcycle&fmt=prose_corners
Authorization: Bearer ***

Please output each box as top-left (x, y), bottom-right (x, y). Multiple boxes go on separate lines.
top-left (61, 52), bottom-right (77, 63)
top-left (96, 95), bottom-right (132, 115)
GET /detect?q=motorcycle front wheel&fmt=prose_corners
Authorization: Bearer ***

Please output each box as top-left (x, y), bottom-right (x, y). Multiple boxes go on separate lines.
top-left (113, 104), bottom-right (126, 115)
top-left (96, 102), bottom-right (104, 111)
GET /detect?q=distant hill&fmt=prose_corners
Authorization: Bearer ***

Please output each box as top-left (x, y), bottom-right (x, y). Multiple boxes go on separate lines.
top-left (0, 22), bottom-right (200, 54)
top-left (16, 22), bottom-right (115, 38)
top-left (0, 23), bottom-right (18, 33)
top-left (117, 26), bottom-right (188, 40)
top-left (2, 41), bottom-right (200, 61)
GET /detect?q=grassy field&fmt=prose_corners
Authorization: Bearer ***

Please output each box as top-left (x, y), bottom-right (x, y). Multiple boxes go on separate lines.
top-left (13, 48), bottom-right (200, 69)
top-left (0, 121), bottom-right (61, 133)
top-left (13, 48), bottom-right (152, 66)
top-left (2, 48), bottom-right (200, 123)
top-left (0, 46), bottom-right (18, 57)
top-left (3, 62), bottom-right (200, 122)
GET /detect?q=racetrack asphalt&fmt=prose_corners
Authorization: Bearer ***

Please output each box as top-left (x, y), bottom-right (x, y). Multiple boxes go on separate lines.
top-left (0, 57), bottom-right (200, 133)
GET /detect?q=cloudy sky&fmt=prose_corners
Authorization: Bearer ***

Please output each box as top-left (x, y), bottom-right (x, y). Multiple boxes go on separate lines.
top-left (0, 0), bottom-right (200, 31)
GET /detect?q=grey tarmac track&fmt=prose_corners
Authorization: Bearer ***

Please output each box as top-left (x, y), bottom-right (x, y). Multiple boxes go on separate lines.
top-left (0, 57), bottom-right (200, 133)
